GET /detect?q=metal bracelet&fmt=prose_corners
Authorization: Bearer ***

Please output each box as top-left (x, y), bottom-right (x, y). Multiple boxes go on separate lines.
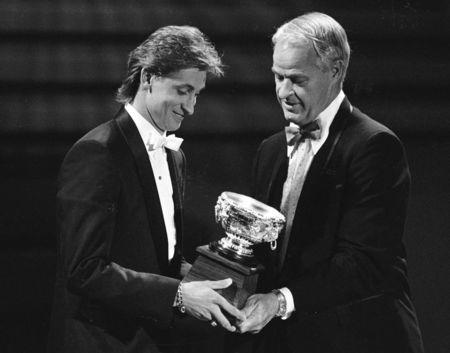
top-left (175, 282), bottom-right (186, 314)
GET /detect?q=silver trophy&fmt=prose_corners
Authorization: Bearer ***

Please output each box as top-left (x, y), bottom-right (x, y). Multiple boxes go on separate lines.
top-left (211, 192), bottom-right (285, 265)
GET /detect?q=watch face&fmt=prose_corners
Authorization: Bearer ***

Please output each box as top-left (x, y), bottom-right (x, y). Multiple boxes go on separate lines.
top-left (273, 289), bottom-right (287, 317)
top-left (279, 297), bottom-right (287, 316)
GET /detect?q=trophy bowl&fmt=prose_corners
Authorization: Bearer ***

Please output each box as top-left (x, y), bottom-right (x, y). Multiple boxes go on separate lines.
top-left (210, 191), bottom-right (285, 265)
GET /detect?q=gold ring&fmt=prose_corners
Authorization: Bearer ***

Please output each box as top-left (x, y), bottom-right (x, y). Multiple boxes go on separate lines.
top-left (210, 320), bottom-right (218, 327)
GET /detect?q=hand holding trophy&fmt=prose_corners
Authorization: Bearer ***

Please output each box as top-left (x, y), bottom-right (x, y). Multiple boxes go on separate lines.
top-left (184, 192), bottom-right (285, 310)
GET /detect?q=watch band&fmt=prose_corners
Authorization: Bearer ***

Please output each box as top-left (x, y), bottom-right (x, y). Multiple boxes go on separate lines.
top-left (175, 282), bottom-right (186, 314)
top-left (272, 289), bottom-right (287, 317)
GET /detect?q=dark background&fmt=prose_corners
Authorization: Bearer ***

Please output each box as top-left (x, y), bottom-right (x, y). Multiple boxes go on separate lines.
top-left (0, 1), bottom-right (449, 352)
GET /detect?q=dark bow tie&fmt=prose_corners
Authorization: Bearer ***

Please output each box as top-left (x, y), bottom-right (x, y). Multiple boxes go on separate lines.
top-left (285, 121), bottom-right (321, 146)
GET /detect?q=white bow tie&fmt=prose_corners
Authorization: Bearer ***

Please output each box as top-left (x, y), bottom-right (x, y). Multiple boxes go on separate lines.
top-left (146, 133), bottom-right (183, 151)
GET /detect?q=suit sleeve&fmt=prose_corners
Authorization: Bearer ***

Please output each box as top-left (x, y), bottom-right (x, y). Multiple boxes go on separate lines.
top-left (57, 140), bottom-right (179, 328)
top-left (286, 131), bottom-right (411, 314)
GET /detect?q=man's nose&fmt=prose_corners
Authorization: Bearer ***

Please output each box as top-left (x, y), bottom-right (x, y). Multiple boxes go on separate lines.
top-left (182, 95), bottom-right (196, 116)
top-left (277, 79), bottom-right (293, 99)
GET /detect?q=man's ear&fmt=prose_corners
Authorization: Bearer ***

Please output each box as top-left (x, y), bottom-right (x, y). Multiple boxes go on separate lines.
top-left (140, 68), bottom-right (152, 91)
top-left (331, 60), bottom-right (344, 80)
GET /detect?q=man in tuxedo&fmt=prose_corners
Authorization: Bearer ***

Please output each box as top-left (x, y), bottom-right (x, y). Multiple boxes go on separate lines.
top-left (237, 12), bottom-right (424, 353)
top-left (48, 26), bottom-right (245, 353)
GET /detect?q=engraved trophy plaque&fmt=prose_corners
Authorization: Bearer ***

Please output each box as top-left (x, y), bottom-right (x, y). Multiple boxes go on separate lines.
top-left (184, 192), bottom-right (285, 309)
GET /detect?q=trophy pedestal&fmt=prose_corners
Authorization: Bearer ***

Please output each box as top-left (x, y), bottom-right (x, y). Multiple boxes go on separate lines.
top-left (184, 245), bottom-right (264, 309)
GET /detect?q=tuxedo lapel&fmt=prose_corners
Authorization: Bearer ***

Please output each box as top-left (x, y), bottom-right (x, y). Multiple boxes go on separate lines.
top-left (302, 98), bottom-right (352, 193)
top-left (265, 133), bottom-right (288, 207)
top-left (167, 150), bottom-right (183, 251)
top-left (115, 109), bottom-right (169, 273)
top-left (255, 133), bottom-right (287, 282)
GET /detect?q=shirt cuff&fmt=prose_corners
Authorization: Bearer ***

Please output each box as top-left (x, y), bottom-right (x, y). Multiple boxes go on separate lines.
top-left (279, 287), bottom-right (295, 320)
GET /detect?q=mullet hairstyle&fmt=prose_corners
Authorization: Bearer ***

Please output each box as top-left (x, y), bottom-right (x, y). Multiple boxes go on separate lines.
top-left (116, 25), bottom-right (224, 104)
top-left (272, 12), bottom-right (351, 83)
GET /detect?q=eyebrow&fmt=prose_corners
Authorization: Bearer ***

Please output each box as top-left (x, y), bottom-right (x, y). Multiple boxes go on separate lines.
top-left (271, 67), bottom-right (308, 80)
top-left (175, 83), bottom-right (194, 90)
top-left (175, 83), bottom-right (205, 93)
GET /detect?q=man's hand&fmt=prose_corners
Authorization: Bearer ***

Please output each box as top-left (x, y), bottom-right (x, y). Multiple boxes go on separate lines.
top-left (237, 293), bottom-right (279, 334)
top-left (182, 278), bottom-right (246, 332)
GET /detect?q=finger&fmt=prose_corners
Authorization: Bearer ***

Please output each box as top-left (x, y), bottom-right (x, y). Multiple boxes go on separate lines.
top-left (241, 308), bottom-right (253, 320)
top-left (207, 278), bottom-right (232, 290)
top-left (185, 307), bottom-right (211, 321)
top-left (216, 296), bottom-right (247, 321)
top-left (239, 319), bottom-right (260, 334)
top-left (236, 308), bottom-right (263, 333)
top-left (238, 320), bottom-right (251, 333)
top-left (241, 295), bottom-right (258, 309)
top-left (211, 307), bottom-right (236, 332)
top-left (199, 312), bottom-right (212, 321)
top-left (241, 302), bottom-right (256, 318)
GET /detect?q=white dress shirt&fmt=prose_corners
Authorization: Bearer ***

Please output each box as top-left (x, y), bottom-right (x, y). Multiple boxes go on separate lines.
top-left (125, 104), bottom-right (177, 261)
top-left (279, 90), bottom-right (347, 319)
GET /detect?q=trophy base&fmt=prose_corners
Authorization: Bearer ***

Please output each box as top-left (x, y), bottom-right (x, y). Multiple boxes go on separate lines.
top-left (184, 245), bottom-right (264, 309)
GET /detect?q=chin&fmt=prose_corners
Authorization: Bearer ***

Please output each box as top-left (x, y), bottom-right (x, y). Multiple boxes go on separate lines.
top-left (282, 109), bottom-right (300, 121)
top-left (284, 115), bottom-right (303, 126)
top-left (168, 123), bottom-right (182, 132)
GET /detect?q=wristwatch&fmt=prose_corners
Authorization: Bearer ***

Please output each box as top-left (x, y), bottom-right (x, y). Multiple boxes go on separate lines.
top-left (175, 282), bottom-right (186, 314)
top-left (272, 289), bottom-right (287, 317)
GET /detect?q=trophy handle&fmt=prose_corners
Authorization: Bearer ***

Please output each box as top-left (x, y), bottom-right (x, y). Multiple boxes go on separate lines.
top-left (270, 240), bottom-right (277, 250)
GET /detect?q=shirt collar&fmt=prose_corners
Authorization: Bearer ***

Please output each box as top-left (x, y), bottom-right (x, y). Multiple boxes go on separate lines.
top-left (125, 103), bottom-right (166, 146)
top-left (287, 90), bottom-right (346, 156)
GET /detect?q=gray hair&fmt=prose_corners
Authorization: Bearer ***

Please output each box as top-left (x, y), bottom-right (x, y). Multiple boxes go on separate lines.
top-left (272, 12), bottom-right (351, 83)
top-left (116, 25), bottom-right (224, 104)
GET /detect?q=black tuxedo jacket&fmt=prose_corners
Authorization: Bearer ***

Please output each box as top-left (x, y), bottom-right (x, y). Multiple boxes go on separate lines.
top-left (252, 99), bottom-right (424, 353)
top-left (48, 109), bottom-right (187, 353)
